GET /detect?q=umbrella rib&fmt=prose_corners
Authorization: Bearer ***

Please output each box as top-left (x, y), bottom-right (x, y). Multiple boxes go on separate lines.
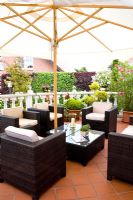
top-left (4, 3), bottom-right (51, 40)
top-left (1, 3), bottom-right (133, 9)
top-left (0, 17), bottom-right (49, 42)
top-left (59, 9), bottom-right (112, 52)
top-left (63, 4), bottom-right (133, 9)
top-left (1, 7), bottom-right (48, 20)
top-left (0, 3), bottom-right (53, 7)
top-left (62, 7), bottom-right (133, 31)
top-left (0, 9), bottom-right (51, 50)
top-left (58, 8), bottom-right (102, 42)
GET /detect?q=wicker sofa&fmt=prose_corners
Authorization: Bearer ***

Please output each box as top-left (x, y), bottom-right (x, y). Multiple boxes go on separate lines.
top-left (107, 116), bottom-right (133, 182)
top-left (82, 102), bottom-right (117, 138)
top-left (28, 103), bottom-right (64, 136)
top-left (0, 128), bottom-right (66, 200)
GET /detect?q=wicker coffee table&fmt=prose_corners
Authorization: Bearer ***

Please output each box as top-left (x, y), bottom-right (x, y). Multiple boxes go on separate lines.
top-left (66, 129), bottom-right (105, 166)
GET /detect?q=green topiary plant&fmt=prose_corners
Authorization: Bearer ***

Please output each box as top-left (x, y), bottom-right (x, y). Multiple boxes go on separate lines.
top-left (89, 81), bottom-right (100, 91)
top-left (83, 95), bottom-right (96, 106)
top-left (64, 98), bottom-right (84, 110)
top-left (95, 90), bottom-right (108, 102)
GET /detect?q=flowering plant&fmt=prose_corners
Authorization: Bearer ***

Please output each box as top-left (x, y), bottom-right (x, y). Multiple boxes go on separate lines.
top-left (95, 70), bottom-right (111, 89)
top-left (109, 60), bottom-right (133, 111)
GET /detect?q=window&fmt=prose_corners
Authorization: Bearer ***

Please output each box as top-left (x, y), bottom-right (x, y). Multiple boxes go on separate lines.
top-left (23, 57), bottom-right (33, 69)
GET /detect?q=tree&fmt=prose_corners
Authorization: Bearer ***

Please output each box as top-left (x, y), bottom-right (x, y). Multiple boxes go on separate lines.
top-left (5, 64), bottom-right (32, 93)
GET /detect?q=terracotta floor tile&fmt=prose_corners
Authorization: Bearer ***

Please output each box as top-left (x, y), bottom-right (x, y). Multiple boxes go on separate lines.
top-left (75, 184), bottom-right (96, 198)
top-left (0, 194), bottom-right (15, 200)
top-left (56, 186), bottom-right (77, 200)
top-left (54, 177), bottom-right (73, 187)
top-left (97, 162), bottom-right (107, 171)
top-left (70, 174), bottom-right (89, 185)
top-left (79, 198), bottom-right (98, 200)
top-left (84, 164), bottom-right (99, 173)
top-left (119, 191), bottom-right (133, 200)
top-left (111, 179), bottom-right (133, 193)
top-left (93, 182), bottom-right (115, 195)
top-left (87, 172), bottom-right (106, 183)
top-left (40, 189), bottom-right (56, 200)
top-left (100, 170), bottom-right (107, 178)
top-left (0, 183), bottom-right (15, 195)
top-left (98, 193), bottom-right (120, 200)
top-left (15, 189), bottom-right (31, 200)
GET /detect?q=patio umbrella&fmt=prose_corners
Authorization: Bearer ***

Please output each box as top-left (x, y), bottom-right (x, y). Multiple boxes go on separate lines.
top-left (0, 0), bottom-right (133, 128)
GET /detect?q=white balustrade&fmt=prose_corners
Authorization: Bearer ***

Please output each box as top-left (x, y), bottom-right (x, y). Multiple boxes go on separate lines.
top-left (0, 91), bottom-right (118, 111)
top-left (10, 97), bottom-right (17, 108)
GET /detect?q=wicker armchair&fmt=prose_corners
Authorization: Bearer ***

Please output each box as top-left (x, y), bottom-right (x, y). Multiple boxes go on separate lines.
top-left (28, 103), bottom-right (64, 136)
top-left (0, 107), bottom-right (40, 135)
top-left (82, 102), bottom-right (117, 137)
top-left (0, 130), bottom-right (66, 200)
top-left (107, 117), bottom-right (133, 182)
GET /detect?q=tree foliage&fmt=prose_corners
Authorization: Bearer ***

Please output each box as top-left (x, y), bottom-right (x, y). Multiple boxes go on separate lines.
top-left (5, 64), bottom-right (32, 93)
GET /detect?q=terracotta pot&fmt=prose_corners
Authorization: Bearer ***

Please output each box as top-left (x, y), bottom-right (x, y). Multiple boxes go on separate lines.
top-left (122, 111), bottom-right (133, 123)
top-left (67, 109), bottom-right (81, 120)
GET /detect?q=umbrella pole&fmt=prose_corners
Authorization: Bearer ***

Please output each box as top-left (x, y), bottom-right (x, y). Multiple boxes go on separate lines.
top-left (53, 7), bottom-right (57, 129)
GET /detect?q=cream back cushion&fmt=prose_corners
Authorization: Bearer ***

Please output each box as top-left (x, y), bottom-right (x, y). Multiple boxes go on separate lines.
top-left (5, 126), bottom-right (39, 142)
top-left (33, 102), bottom-right (49, 110)
top-left (93, 102), bottom-right (112, 114)
top-left (50, 112), bottom-right (62, 121)
top-left (1, 107), bottom-right (23, 118)
top-left (122, 125), bottom-right (133, 136)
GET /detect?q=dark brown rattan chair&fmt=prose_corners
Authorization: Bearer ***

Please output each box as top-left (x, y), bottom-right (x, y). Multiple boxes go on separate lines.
top-left (0, 130), bottom-right (66, 200)
top-left (107, 117), bottom-right (133, 182)
top-left (0, 108), bottom-right (40, 135)
top-left (82, 102), bottom-right (117, 138)
top-left (28, 104), bottom-right (64, 136)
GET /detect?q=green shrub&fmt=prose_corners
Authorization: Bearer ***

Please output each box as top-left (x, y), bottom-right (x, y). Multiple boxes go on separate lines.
top-left (32, 72), bottom-right (75, 92)
top-left (83, 95), bottom-right (95, 106)
top-left (89, 81), bottom-right (100, 91)
top-left (95, 90), bottom-right (108, 101)
top-left (64, 98), bottom-right (84, 110)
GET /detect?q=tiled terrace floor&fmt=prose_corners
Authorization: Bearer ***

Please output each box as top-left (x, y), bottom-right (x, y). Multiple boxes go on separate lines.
top-left (0, 121), bottom-right (133, 200)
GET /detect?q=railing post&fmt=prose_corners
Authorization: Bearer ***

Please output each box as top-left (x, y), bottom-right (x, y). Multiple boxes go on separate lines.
top-left (26, 87), bottom-right (34, 110)
top-left (18, 97), bottom-right (24, 108)
top-left (10, 97), bottom-right (17, 108)
top-left (34, 96), bottom-right (39, 104)
top-left (3, 98), bottom-right (8, 109)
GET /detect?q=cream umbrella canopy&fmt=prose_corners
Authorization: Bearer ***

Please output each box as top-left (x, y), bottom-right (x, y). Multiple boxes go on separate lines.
top-left (0, 0), bottom-right (133, 128)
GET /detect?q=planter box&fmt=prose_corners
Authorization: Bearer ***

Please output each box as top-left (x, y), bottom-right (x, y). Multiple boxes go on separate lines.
top-left (122, 111), bottom-right (133, 123)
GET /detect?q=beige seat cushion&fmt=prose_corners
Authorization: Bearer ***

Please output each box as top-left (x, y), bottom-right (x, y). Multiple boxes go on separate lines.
top-left (5, 126), bottom-right (39, 142)
top-left (19, 118), bottom-right (38, 128)
top-left (33, 102), bottom-right (49, 110)
top-left (86, 113), bottom-right (105, 121)
top-left (50, 112), bottom-right (62, 121)
top-left (122, 125), bottom-right (133, 136)
top-left (93, 102), bottom-right (112, 114)
top-left (1, 107), bottom-right (23, 118)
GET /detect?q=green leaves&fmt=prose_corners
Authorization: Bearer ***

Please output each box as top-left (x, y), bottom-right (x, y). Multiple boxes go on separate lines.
top-left (5, 64), bottom-right (32, 93)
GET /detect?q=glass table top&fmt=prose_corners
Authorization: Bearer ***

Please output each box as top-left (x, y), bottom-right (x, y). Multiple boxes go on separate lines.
top-left (66, 130), bottom-right (104, 147)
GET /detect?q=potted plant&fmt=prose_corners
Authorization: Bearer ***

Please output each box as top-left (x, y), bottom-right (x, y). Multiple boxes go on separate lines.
top-left (80, 124), bottom-right (90, 138)
top-left (83, 95), bottom-right (95, 106)
top-left (64, 98), bottom-right (84, 120)
top-left (95, 90), bottom-right (108, 102)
